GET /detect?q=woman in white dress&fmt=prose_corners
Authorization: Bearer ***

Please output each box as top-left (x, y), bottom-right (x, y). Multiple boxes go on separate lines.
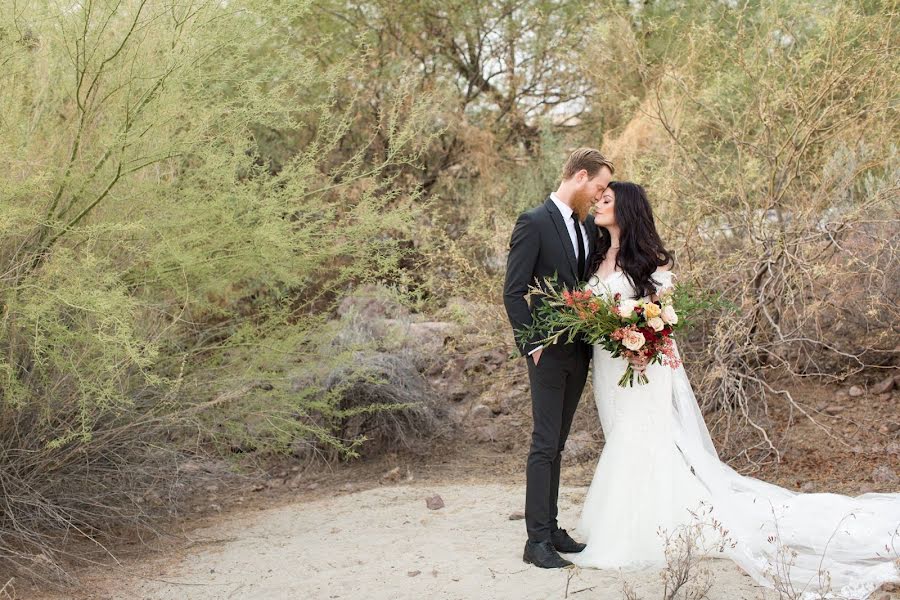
top-left (571, 181), bottom-right (900, 599)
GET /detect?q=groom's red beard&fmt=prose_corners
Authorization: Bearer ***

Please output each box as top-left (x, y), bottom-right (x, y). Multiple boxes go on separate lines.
top-left (572, 189), bottom-right (593, 222)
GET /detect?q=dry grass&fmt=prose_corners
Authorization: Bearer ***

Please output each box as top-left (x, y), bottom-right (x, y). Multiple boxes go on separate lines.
top-left (325, 350), bottom-right (450, 458)
top-left (0, 403), bottom-right (184, 584)
top-left (620, 503), bottom-right (736, 600)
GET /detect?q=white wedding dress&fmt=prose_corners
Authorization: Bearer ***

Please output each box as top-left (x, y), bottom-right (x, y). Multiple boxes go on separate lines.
top-left (572, 270), bottom-right (900, 599)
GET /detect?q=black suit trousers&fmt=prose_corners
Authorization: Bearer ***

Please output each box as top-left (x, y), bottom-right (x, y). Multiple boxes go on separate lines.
top-left (524, 339), bottom-right (591, 542)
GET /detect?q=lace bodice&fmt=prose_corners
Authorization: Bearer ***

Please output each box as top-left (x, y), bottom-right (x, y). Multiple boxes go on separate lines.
top-left (584, 269), bottom-right (675, 301)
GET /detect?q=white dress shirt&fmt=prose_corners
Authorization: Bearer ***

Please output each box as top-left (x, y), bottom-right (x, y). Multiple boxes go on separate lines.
top-left (529, 194), bottom-right (589, 357)
top-left (549, 193), bottom-right (589, 264)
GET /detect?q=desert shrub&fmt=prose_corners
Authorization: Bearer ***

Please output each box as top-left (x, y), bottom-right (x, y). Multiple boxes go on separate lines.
top-left (0, 0), bottom-right (440, 577)
top-left (609, 1), bottom-right (899, 462)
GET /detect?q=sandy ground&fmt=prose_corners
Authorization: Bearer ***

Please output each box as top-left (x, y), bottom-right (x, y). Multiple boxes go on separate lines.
top-left (22, 373), bottom-right (898, 600)
top-left (55, 483), bottom-right (775, 600)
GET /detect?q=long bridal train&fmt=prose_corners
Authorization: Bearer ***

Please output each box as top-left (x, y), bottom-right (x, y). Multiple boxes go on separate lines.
top-left (573, 270), bottom-right (900, 599)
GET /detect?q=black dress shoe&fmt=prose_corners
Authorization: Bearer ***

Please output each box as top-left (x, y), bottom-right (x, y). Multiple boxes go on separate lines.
top-left (551, 528), bottom-right (586, 553)
top-left (523, 540), bottom-right (574, 568)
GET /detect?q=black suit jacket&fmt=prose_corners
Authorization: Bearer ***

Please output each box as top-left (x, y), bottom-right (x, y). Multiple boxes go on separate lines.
top-left (503, 197), bottom-right (598, 356)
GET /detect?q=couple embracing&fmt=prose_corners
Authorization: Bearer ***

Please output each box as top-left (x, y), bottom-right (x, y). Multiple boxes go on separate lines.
top-left (503, 148), bottom-right (899, 598)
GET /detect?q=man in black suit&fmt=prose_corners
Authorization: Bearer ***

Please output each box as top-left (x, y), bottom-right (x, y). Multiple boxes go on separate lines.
top-left (503, 148), bottom-right (614, 568)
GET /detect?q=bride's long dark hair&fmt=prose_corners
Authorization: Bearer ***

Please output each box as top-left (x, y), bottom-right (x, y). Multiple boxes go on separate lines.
top-left (589, 181), bottom-right (674, 299)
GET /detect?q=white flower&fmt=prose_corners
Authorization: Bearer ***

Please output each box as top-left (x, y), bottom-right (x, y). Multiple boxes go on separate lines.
top-left (622, 330), bottom-right (646, 351)
top-left (661, 305), bottom-right (678, 325)
top-left (648, 316), bottom-right (665, 332)
top-left (618, 299), bottom-right (638, 318)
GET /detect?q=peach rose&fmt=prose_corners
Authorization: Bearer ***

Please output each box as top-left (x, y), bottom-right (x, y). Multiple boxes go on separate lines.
top-left (661, 305), bottom-right (678, 325)
top-left (622, 329), bottom-right (646, 351)
top-left (648, 316), bottom-right (665, 332)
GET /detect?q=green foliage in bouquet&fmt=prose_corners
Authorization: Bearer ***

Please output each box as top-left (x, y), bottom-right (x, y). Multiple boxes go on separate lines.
top-left (515, 274), bottom-right (718, 349)
top-left (515, 274), bottom-right (724, 386)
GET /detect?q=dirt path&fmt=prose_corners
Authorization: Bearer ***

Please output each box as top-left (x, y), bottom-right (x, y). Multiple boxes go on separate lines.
top-left (43, 483), bottom-right (774, 600)
top-left (22, 376), bottom-right (897, 600)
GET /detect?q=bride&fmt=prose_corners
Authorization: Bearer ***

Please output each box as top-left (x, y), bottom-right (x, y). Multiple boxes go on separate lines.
top-left (569, 181), bottom-right (900, 599)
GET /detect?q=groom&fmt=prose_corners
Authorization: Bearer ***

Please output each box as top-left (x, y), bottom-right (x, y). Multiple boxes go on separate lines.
top-left (503, 148), bottom-right (614, 568)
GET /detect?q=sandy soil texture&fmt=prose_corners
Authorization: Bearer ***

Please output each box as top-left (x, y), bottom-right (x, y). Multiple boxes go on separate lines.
top-left (63, 483), bottom-right (775, 600)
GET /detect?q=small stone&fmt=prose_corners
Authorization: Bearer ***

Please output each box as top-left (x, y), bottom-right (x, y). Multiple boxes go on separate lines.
top-left (871, 376), bottom-right (896, 395)
top-left (251, 483), bottom-right (265, 492)
top-left (848, 385), bottom-right (864, 397)
top-left (462, 350), bottom-right (505, 374)
top-left (209, 503), bottom-right (222, 512)
top-left (878, 423), bottom-right (900, 435)
top-left (306, 483), bottom-right (319, 490)
top-left (407, 570), bottom-right (421, 577)
top-left (205, 485), bottom-right (220, 494)
top-left (425, 494), bottom-right (444, 510)
top-left (823, 405), bottom-right (844, 415)
top-left (509, 511), bottom-right (525, 520)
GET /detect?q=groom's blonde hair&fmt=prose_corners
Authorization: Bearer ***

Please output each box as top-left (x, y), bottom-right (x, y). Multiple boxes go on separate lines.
top-left (561, 148), bottom-right (615, 181)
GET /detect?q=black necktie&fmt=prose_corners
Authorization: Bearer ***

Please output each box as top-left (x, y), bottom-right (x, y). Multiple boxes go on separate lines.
top-left (571, 213), bottom-right (585, 281)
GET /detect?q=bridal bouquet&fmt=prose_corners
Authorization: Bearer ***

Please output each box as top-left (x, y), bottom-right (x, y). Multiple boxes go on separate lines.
top-left (517, 276), bottom-right (694, 387)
